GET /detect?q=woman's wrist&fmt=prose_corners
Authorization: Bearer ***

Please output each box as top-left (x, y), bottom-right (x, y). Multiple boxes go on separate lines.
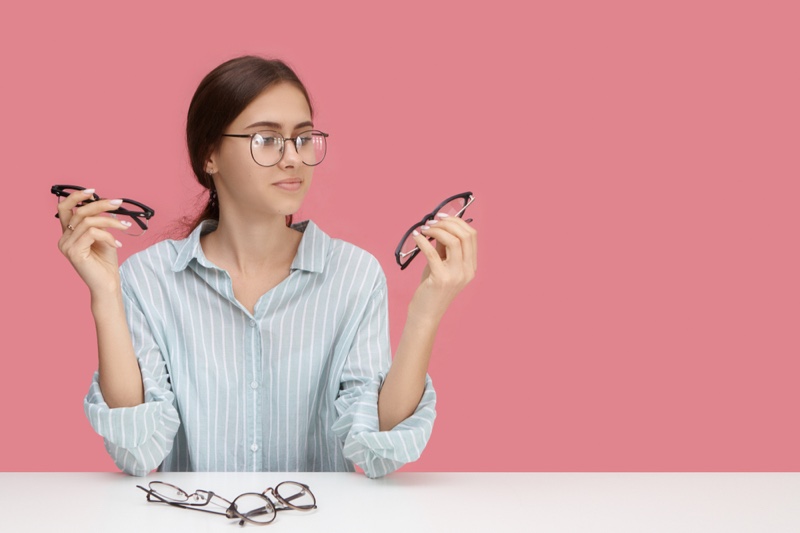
top-left (405, 301), bottom-right (444, 334)
top-left (90, 283), bottom-right (124, 316)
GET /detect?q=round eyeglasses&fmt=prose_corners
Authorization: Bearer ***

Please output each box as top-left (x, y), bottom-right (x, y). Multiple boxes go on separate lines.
top-left (138, 480), bottom-right (317, 526)
top-left (222, 130), bottom-right (329, 167)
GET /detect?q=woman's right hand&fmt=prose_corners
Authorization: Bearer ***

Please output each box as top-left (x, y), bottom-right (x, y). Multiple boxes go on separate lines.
top-left (57, 188), bottom-right (133, 293)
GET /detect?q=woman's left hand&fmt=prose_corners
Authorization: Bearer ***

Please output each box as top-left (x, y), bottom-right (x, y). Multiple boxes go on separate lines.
top-left (408, 213), bottom-right (478, 322)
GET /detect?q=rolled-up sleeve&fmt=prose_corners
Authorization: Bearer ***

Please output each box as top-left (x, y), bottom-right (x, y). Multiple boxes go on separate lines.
top-left (331, 276), bottom-right (437, 479)
top-left (83, 277), bottom-right (181, 476)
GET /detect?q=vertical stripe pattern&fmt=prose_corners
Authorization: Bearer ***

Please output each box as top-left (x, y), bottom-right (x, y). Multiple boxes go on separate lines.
top-left (83, 220), bottom-right (436, 478)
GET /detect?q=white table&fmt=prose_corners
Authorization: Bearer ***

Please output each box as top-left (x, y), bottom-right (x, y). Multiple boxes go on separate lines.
top-left (1, 472), bottom-right (798, 532)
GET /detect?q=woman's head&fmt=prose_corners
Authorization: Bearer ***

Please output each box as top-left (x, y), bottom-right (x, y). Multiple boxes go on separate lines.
top-left (185, 56), bottom-right (315, 233)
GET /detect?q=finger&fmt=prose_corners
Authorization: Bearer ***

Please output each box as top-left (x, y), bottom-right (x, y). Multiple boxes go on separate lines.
top-left (426, 218), bottom-right (471, 265)
top-left (74, 214), bottom-right (132, 238)
top-left (411, 229), bottom-right (446, 274)
top-left (60, 226), bottom-right (122, 264)
top-left (60, 215), bottom-right (131, 251)
top-left (57, 188), bottom-right (97, 232)
top-left (70, 227), bottom-right (123, 257)
top-left (68, 198), bottom-right (125, 231)
top-left (419, 222), bottom-right (464, 267)
top-left (420, 220), bottom-right (446, 260)
top-left (438, 214), bottom-right (478, 272)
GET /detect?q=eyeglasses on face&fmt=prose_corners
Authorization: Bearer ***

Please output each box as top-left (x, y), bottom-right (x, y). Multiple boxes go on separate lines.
top-left (221, 130), bottom-right (329, 167)
top-left (395, 191), bottom-right (476, 270)
top-left (136, 480), bottom-right (317, 526)
top-left (51, 184), bottom-right (155, 236)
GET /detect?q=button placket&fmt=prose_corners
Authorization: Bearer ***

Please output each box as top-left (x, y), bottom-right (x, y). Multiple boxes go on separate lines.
top-left (246, 314), bottom-right (263, 469)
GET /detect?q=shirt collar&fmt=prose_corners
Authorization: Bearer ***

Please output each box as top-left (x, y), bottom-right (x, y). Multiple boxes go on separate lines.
top-left (171, 219), bottom-right (329, 274)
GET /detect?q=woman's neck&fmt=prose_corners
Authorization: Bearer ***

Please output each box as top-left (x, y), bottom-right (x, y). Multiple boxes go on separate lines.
top-left (200, 213), bottom-right (302, 278)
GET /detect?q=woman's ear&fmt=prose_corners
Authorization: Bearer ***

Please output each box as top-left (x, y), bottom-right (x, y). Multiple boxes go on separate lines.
top-left (205, 145), bottom-right (219, 175)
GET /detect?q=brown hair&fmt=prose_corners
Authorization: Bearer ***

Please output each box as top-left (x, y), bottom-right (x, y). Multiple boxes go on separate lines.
top-left (182, 56), bottom-right (314, 236)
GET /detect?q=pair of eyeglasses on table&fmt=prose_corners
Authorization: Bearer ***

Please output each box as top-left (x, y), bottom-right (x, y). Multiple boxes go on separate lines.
top-left (136, 480), bottom-right (317, 526)
top-left (51, 184), bottom-right (155, 236)
top-left (395, 191), bottom-right (476, 270)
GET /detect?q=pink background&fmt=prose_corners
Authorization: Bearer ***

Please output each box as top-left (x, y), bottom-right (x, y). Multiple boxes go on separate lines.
top-left (1, 0), bottom-right (798, 472)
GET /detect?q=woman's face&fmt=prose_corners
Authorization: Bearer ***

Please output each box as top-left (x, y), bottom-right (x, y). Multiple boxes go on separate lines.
top-left (208, 82), bottom-right (314, 221)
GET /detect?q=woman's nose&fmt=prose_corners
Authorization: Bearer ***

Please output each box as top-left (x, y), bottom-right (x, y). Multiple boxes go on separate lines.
top-left (280, 138), bottom-right (302, 166)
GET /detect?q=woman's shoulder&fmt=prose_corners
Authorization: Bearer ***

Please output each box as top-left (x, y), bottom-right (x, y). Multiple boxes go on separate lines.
top-left (118, 232), bottom-right (193, 281)
top-left (305, 220), bottom-right (385, 283)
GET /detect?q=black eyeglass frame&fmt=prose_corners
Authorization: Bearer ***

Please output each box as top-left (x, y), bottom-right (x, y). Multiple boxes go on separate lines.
top-left (51, 184), bottom-right (155, 234)
top-left (136, 480), bottom-right (317, 527)
top-left (394, 191), bottom-right (475, 270)
top-left (221, 130), bottom-right (330, 167)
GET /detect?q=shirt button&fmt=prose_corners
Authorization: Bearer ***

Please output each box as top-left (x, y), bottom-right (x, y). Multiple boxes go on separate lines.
top-left (251, 444), bottom-right (259, 452)
top-left (249, 320), bottom-right (256, 327)
top-left (250, 381), bottom-right (259, 390)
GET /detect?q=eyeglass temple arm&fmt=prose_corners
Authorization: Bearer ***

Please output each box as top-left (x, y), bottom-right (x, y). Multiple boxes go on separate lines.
top-left (135, 486), bottom-right (228, 516)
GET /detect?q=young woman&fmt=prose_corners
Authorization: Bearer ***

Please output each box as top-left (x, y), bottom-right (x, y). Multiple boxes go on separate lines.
top-left (56, 56), bottom-right (477, 478)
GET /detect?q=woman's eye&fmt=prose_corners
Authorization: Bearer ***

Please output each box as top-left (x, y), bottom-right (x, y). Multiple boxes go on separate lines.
top-left (296, 134), bottom-right (313, 147)
top-left (254, 135), bottom-right (281, 148)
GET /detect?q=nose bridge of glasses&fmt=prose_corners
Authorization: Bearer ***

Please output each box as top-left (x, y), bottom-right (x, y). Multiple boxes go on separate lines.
top-left (283, 135), bottom-right (304, 158)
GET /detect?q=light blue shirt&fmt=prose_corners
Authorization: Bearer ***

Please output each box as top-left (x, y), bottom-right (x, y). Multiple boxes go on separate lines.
top-left (84, 219), bottom-right (436, 478)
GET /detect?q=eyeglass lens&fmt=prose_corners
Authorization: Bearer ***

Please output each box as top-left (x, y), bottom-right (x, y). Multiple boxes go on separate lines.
top-left (275, 482), bottom-right (316, 509)
top-left (233, 493), bottom-right (276, 524)
top-left (251, 131), bottom-right (327, 166)
top-left (399, 197), bottom-right (470, 258)
top-left (149, 482), bottom-right (195, 503)
top-left (56, 188), bottom-right (149, 236)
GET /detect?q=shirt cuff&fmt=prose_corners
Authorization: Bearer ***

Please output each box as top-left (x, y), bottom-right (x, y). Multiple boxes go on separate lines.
top-left (332, 372), bottom-right (436, 478)
top-left (83, 371), bottom-right (180, 475)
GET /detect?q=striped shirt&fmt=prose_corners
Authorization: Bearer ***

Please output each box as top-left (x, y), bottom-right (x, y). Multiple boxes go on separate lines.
top-left (84, 219), bottom-right (436, 478)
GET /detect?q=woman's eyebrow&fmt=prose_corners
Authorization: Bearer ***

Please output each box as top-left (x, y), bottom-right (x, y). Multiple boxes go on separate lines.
top-left (245, 120), bottom-right (314, 130)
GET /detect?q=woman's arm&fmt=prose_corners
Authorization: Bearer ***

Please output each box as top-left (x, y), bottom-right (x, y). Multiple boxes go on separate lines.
top-left (83, 276), bottom-right (182, 476)
top-left (378, 214), bottom-right (478, 431)
top-left (57, 189), bottom-right (179, 474)
top-left (92, 285), bottom-right (144, 408)
top-left (57, 188), bottom-right (145, 407)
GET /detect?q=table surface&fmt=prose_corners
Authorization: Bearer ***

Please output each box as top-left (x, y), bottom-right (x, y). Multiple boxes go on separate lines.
top-left (1, 472), bottom-right (799, 532)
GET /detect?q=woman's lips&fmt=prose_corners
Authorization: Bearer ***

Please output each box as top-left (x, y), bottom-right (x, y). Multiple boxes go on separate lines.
top-left (273, 179), bottom-right (302, 191)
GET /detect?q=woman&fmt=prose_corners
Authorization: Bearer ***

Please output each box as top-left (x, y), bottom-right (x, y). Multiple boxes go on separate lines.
top-left (56, 56), bottom-right (477, 478)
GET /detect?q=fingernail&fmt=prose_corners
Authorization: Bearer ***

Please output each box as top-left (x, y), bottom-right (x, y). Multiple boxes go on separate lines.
top-left (109, 199), bottom-right (123, 206)
top-left (115, 240), bottom-right (123, 248)
top-left (120, 220), bottom-right (132, 227)
top-left (412, 229), bottom-right (420, 236)
top-left (426, 219), bottom-right (438, 225)
top-left (420, 225), bottom-right (430, 231)
top-left (82, 189), bottom-right (95, 195)
top-left (436, 212), bottom-right (450, 218)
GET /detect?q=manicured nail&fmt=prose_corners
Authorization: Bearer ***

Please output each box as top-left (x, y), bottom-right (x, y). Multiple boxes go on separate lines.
top-left (120, 220), bottom-right (132, 227)
top-left (426, 219), bottom-right (438, 225)
top-left (82, 189), bottom-right (95, 195)
top-left (436, 212), bottom-right (450, 218)
top-left (412, 229), bottom-right (420, 236)
top-left (420, 225), bottom-right (430, 231)
top-left (115, 240), bottom-right (123, 248)
top-left (109, 199), bottom-right (123, 206)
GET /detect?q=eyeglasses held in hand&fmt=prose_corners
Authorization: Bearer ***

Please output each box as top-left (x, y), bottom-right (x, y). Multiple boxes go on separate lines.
top-left (395, 191), bottom-right (476, 270)
top-left (136, 480), bottom-right (317, 526)
top-left (221, 130), bottom-right (329, 167)
top-left (51, 184), bottom-right (155, 236)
